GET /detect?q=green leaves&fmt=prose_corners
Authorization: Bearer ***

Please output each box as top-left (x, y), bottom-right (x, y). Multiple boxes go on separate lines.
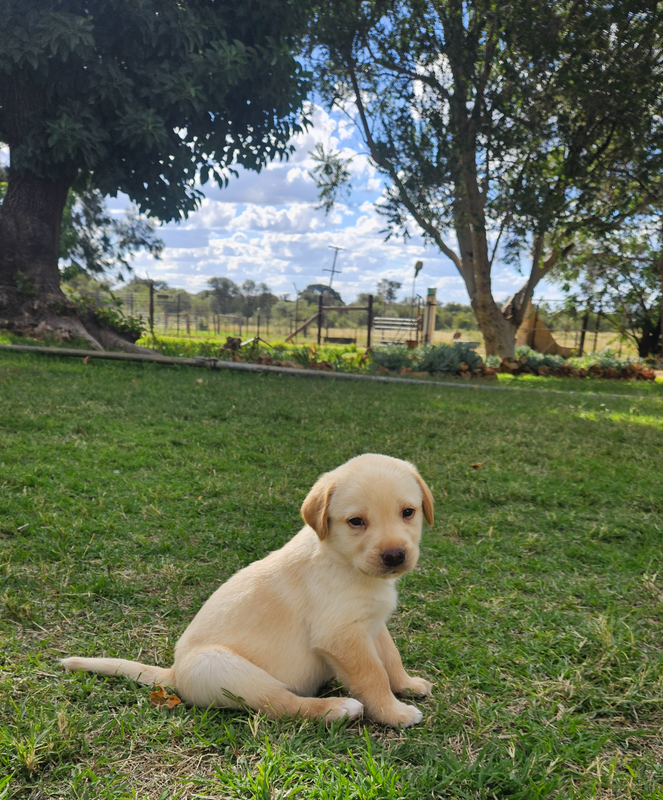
top-left (0, 0), bottom-right (312, 222)
top-left (310, 0), bottom-right (663, 354)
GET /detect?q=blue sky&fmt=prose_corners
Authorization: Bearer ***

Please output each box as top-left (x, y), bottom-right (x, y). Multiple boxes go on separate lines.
top-left (106, 104), bottom-right (550, 305)
top-left (2, 105), bottom-right (559, 305)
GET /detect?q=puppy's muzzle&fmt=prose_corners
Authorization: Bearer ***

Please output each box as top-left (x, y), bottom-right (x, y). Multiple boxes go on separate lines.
top-left (381, 548), bottom-right (406, 569)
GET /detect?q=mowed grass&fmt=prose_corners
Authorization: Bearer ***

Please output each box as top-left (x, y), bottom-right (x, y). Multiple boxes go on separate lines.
top-left (1, 352), bottom-right (663, 800)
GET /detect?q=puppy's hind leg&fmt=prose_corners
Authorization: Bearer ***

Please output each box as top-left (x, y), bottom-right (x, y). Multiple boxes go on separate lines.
top-left (176, 646), bottom-right (363, 723)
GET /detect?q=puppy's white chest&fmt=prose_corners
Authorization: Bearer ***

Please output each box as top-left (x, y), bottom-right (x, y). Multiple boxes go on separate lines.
top-left (366, 583), bottom-right (399, 633)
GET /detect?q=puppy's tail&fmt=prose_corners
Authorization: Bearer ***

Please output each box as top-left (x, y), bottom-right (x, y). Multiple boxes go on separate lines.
top-left (61, 656), bottom-right (174, 686)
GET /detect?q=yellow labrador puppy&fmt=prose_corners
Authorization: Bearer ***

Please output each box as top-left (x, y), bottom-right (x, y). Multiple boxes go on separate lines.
top-left (62, 453), bottom-right (434, 727)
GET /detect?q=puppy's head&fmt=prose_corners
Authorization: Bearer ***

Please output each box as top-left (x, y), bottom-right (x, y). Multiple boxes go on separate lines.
top-left (301, 454), bottom-right (433, 578)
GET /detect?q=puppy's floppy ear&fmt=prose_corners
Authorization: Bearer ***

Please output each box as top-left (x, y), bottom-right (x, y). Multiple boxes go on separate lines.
top-left (411, 468), bottom-right (434, 526)
top-left (301, 477), bottom-right (335, 539)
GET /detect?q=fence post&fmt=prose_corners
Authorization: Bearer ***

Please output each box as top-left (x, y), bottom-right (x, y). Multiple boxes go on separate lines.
top-left (148, 280), bottom-right (155, 338)
top-left (423, 287), bottom-right (437, 344)
top-left (367, 294), bottom-right (373, 349)
top-left (317, 294), bottom-right (323, 345)
top-left (578, 302), bottom-right (591, 356)
top-left (593, 304), bottom-right (602, 353)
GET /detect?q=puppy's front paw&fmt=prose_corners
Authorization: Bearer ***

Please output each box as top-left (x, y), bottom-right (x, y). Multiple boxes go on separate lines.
top-left (324, 697), bottom-right (364, 722)
top-left (380, 701), bottom-right (423, 728)
top-left (397, 677), bottom-right (433, 697)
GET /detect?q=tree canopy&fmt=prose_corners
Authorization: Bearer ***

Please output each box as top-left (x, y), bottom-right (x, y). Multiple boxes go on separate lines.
top-left (552, 218), bottom-right (663, 357)
top-left (208, 277), bottom-right (277, 318)
top-left (300, 283), bottom-right (345, 306)
top-left (58, 189), bottom-right (164, 283)
top-left (0, 0), bottom-right (311, 349)
top-left (0, 0), bottom-right (310, 220)
top-left (310, 0), bottom-right (663, 355)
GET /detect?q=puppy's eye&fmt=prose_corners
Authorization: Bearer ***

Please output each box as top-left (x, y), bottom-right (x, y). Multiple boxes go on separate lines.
top-left (347, 517), bottom-right (365, 528)
top-left (402, 508), bottom-right (415, 519)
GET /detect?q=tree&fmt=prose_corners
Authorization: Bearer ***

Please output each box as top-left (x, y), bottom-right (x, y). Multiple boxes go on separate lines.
top-left (376, 279), bottom-right (402, 306)
top-left (310, 1), bottom-right (663, 355)
top-left (238, 280), bottom-right (275, 317)
top-left (300, 283), bottom-right (344, 305)
top-left (554, 222), bottom-right (663, 357)
top-left (0, 0), bottom-right (310, 349)
top-left (59, 188), bottom-right (164, 283)
top-left (208, 277), bottom-right (240, 315)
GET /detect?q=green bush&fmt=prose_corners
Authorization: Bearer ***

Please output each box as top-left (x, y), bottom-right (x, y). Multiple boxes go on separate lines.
top-left (419, 342), bottom-right (483, 374)
top-left (370, 345), bottom-right (415, 373)
top-left (370, 342), bottom-right (485, 376)
top-left (515, 346), bottom-right (566, 370)
top-left (512, 346), bottom-right (651, 378)
top-left (569, 348), bottom-right (645, 373)
top-left (73, 294), bottom-right (145, 341)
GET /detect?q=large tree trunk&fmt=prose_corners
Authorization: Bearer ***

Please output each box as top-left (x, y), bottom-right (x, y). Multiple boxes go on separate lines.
top-left (636, 314), bottom-right (661, 357)
top-left (0, 166), bottom-right (151, 352)
top-left (0, 74), bottom-right (149, 352)
top-left (0, 167), bottom-right (70, 297)
top-left (473, 293), bottom-right (518, 357)
top-left (454, 169), bottom-right (519, 357)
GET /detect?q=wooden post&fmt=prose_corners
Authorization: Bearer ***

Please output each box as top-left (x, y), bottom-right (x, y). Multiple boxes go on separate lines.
top-left (367, 294), bottom-right (373, 348)
top-left (423, 288), bottom-right (437, 344)
top-left (317, 294), bottom-right (323, 345)
top-left (176, 294), bottom-right (181, 337)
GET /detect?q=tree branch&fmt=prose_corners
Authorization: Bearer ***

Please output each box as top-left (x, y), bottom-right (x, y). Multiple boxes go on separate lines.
top-left (346, 58), bottom-right (466, 279)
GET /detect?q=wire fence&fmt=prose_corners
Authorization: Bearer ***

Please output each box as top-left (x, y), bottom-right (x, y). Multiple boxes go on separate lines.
top-left (82, 288), bottom-right (640, 357)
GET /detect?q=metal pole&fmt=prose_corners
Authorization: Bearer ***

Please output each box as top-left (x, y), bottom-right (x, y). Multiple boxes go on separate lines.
top-left (367, 294), bottom-right (373, 348)
top-left (325, 246), bottom-right (344, 288)
top-left (317, 294), bottom-right (323, 345)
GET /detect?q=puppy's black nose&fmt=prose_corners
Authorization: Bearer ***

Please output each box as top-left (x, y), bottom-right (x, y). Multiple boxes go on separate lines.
top-left (381, 548), bottom-right (406, 568)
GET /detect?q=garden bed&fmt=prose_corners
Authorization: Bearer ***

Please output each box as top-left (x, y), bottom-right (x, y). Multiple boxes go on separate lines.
top-left (2, 328), bottom-right (660, 383)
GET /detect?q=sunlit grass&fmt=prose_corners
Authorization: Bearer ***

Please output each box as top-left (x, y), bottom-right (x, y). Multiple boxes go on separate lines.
top-left (1, 350), bottom-right (663, 798)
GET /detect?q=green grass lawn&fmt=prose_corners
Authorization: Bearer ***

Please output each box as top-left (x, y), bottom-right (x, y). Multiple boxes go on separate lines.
top-left (1, 351), bottom-right (663, 799)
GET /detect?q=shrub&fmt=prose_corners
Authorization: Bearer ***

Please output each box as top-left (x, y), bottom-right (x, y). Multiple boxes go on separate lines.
top-left (370, 345), bottom-right (415, 373)
top-left (515, 345), bottom-right (566, 370)
top-left (419, 342), bottom-right (483, 374)
top-left (73, 294), bottom-right (145, 341)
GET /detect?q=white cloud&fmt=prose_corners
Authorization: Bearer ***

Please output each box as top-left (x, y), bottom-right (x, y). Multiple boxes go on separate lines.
top-left (103, 104), bottom-right (535, 304)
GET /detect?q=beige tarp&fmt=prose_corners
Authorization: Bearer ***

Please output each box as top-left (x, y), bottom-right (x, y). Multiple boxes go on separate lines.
top-left (516, 301), bottom-right (574, 357)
